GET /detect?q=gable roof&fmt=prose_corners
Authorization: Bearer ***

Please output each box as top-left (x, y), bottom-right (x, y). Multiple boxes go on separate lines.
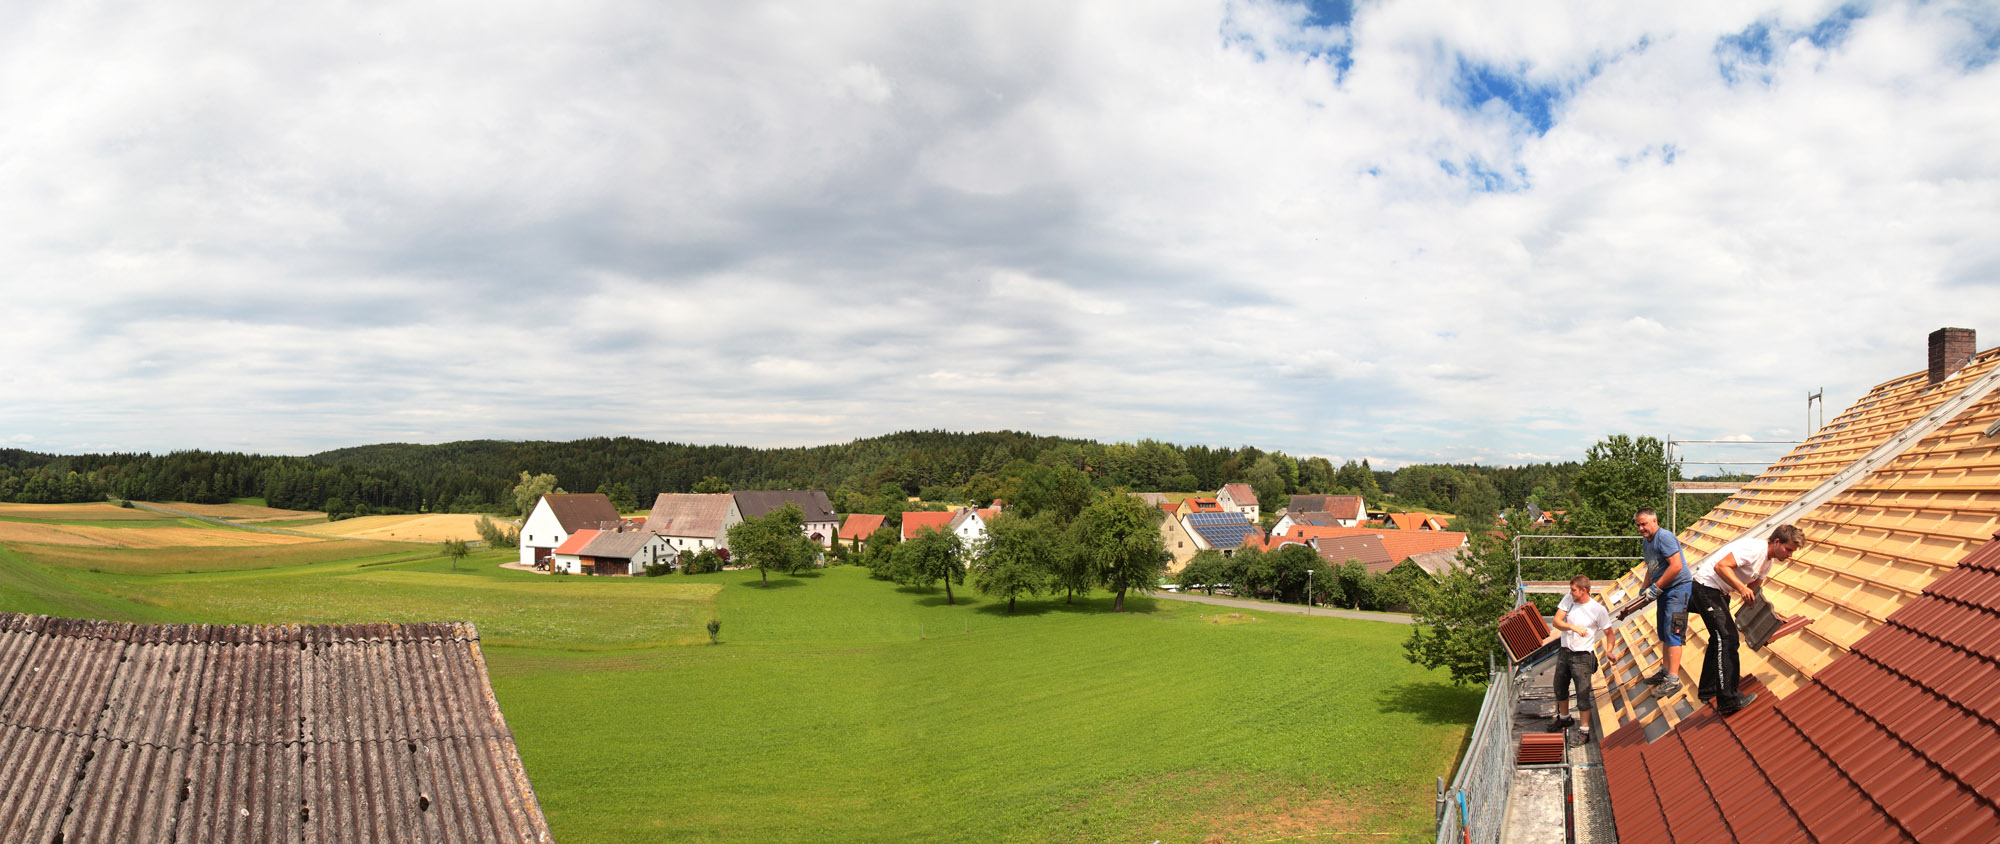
top-left (579, 527), bottom-right (668, 560)
top-left (1403, 548), bottom-right (1463, 578)
top-left (1181, 498), bottom-right (1223, 513)
top-left (901, 510), bottom-right (954, 541)
top-left (732, 490), bottom-right (836, 523)
top-left (643, 493), bottom-right (734, 539)
top-left (1186, 511), bottom-right (1259, 549)
top-left (1387, 512), bottom-right (1446, 531)
top-left (838, 513), bottom-right (886, 541)
top-left (1220, 483), bottom-right (1259, 506)
top-left (0, 613), bottom-right (552, 843)
top-left (1602, 535), bottom-right (2000, 844)
top-left (1588, 341), bottom-right (2000, 841)
top-left (1372, 531), bottom-right (1467, 571)
top-left (1289, 495), bottom-right (1364, 520)
top-left (1311, 534), bottom-right (1392, 568)
top-left (553, 528), bottom-right (601, 555)
top-left (537, 493), bottom-right (620, 531)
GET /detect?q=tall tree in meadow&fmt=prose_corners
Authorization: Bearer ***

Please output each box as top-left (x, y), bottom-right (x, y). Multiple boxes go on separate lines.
top-left (727, 503), bottom-right (817, 586)
top-left (1069, 492), bottom-right (1170, 612)
top-left (974, 512), bottom-right (1054, 612)
top-left (897, 526), bottom-right (967, 604)
top-left (508, 472), bottom-right (561, 516)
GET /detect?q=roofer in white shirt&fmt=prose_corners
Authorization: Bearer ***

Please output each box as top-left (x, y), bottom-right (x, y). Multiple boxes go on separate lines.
top-left (1550, 575), bottom-right (1613, 744)
top-left (1689, 524), bottom-right (1806, 716)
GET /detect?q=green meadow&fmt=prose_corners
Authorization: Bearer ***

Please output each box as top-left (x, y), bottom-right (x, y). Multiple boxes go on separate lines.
top-left (0, 521), bottom-right (1478, 843)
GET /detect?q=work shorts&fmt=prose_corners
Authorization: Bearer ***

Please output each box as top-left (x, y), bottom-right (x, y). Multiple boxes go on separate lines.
top-left (1655, 581), bottom-right (1693, 647)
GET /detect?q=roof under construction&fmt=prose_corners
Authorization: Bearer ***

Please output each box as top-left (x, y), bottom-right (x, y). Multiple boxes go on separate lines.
top-left (1587, 332), bottom-right (2000, 842)
top-left (0, 613), bottom-right (553, 844)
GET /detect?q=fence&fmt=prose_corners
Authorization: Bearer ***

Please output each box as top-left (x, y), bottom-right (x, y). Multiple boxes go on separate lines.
top-left (1434, 656), bottom-right (1518, 844)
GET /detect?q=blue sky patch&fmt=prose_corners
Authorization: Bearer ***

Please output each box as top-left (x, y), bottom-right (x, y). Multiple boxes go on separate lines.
top-left (1439, 157), bottom-right (1530, 193)
top-left (1807, 4), bottom-right (1868, 49)
top-left (1296, 0), bottom-right (1354, 29)
top-left (1716, 5), bottom-right (1877, 85)
top-left (1451, 59), bottom-right (1566, 136)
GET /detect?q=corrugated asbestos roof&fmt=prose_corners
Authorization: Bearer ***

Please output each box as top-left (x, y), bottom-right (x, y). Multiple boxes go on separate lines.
top-left (0, 613), bottom-right (553, 844)
top-left (1592, 344), bottom-right (2000, 842)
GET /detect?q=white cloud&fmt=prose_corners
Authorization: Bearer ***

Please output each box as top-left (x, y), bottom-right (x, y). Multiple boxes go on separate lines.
top-left (2, 0), bottom-right (1997, 466)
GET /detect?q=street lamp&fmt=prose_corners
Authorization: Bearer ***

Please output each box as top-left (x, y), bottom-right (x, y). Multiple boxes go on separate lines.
top-left (1306, 569), bottom-right (1314, 615)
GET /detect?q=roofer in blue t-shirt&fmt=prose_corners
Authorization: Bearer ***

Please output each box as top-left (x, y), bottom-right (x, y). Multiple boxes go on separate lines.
top-left (1635, 507), bottom-right (1692, 698)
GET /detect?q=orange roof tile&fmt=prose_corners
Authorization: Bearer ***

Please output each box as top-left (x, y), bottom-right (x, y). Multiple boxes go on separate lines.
top-left (901, 510), bottom-right (954, 540)
top-left (838, 513), bottom-right (885, 541)
top-left (552, 529), bottom-right (600, 556)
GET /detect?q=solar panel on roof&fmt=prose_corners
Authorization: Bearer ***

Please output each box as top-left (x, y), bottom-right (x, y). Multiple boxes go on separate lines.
top-left (1187, 512), bottom-right (1251, 526)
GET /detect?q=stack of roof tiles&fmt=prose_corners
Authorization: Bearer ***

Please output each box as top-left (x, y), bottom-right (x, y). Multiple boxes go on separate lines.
top-left (1589, 342), bottom-right (2000, 843)
top-left (0, 613), bottom-right (552, 844)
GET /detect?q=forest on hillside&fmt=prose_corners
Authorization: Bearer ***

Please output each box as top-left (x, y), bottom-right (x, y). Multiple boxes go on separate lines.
top-left (0, 430), bottom-right (1605, 522)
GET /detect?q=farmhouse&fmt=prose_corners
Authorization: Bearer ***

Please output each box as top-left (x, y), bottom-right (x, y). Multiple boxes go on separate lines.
top-left (549, 524), bottom-right (677, 575)
top-left (519, 492), bottom-right (620, 569)
top-left (643, 493), bottom-right (738, 554)
top-left (0, 612), bottom-right (552, 843)
top-left (733, 490), bottom-right (840, 548)
top-left (1183, 511), bottom-right (1260, 555)
top-left (901, 510), bottom-right (953, 541)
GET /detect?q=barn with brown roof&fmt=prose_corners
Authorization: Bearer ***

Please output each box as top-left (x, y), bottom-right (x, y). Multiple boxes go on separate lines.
top-left (0, 613), bottom-right (552, 844)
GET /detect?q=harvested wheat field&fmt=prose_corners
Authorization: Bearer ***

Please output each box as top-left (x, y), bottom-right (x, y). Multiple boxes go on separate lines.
top-left (0, 502), bottom-right (171, 521)
top-left (0, 521), bottom-right (323, 549)
top-left (158, 501), bottom-right (326, 521)
top-left (295, 513), bottom-right (494, 543)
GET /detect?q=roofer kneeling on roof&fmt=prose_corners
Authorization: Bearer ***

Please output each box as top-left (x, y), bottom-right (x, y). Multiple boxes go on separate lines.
top-left (1689, 524), bottom-right (1805, 717)
top-left (1635, 507), bottom-right (1692, 699)
top-left (1551, 574), bottom-right (1612, 745)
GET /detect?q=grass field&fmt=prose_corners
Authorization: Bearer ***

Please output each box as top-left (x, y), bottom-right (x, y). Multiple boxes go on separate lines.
top-left (0, 511), bottom-right (1477, 843)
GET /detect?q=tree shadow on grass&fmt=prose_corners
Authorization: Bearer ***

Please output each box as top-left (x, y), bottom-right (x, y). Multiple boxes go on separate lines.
top-left (1376, 680), bottom-right (1486, 726)
top-left (739, 577), bottom-right (807, 589)
top-left (969, 593), bottom-right (1161, 617)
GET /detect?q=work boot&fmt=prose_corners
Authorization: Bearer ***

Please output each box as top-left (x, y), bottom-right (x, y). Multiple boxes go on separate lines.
top-left (1550, 715), bottom-right (1573, 731)
top-left (1643, 670), bottom-right (1668, 686)
top-left (1651, 677), bottom-right (1682, 698)
top-left (1720, 692), bottom-right (1759, 716)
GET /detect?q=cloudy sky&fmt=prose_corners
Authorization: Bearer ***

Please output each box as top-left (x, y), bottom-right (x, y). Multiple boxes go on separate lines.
top-left (4, 0), bottom-right (1997, 469)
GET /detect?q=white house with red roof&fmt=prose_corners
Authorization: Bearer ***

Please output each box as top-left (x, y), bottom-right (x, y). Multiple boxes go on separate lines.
top-left (1216, 483), bottom-right (1260, 522)
top-left (520, 493), bottom-right (621, 569)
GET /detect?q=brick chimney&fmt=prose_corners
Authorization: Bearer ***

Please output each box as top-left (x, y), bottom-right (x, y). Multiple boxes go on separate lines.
top-left (1929, 327), bottom-right (1976, 387)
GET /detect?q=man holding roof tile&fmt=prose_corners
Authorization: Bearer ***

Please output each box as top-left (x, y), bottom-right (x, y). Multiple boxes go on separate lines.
top-left (1550, 575), bottom-right (1612, 745)
top-left (1689, 524), bottom-right (1806, 716)
top-left (1635, 507), bottom-right (1692, 698)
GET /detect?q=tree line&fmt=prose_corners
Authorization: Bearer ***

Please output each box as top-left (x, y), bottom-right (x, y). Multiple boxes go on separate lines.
top-left (0, 432), bottom-right (1605, 526)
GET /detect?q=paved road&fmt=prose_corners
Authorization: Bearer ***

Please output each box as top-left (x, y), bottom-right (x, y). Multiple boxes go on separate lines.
top-left (1150, 590), bottom-right (1416, 624)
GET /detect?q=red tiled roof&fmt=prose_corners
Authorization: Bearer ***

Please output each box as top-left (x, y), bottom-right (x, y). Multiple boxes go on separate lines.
top-left (1373, 531), bottom-right (1467, 569)
top-left (1288, 495), bottom-right (1363, 521)
top-left (1220, 483), bottom-right (1259, 507)
top-left (1387, 512), bottom-right (1446, 531)
top-left (838, 513), bottom-right (885, 541)
top-left (1603, 535), bottom-right (2000, 844)
top-left (1183, 498), bottom-right (1222, 512)
top-left (552, 529), bottom-right (600, 555)
top-left (1311, 535), bottom-right (1392, 568)
top-left (901, 511), bottom-right (953, 541)
top-left (1158, 501), bottom-right (1177, 514)
top-left (975, 508), bottom-right (1000, 523)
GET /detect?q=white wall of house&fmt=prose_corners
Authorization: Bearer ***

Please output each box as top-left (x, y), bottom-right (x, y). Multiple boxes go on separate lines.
top-left (1216, 487), bottom-right (1259, 523)
top-left (550, 552), bottom-right (584, 574)
top-left (520, 499), bottom-right (569, 567)
top-left (1271, 514), bottom-right (1298, 536)
top-left (804, 519), bottom-right (839, 548)
top-left (952, 510), bottom-right (987, 544)
top-left (1182, 515), bottom-right (1214, 550)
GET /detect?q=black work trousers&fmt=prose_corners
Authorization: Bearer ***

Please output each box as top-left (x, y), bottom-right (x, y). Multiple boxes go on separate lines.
top-left (1690, 582), bottom-right (1746, 709)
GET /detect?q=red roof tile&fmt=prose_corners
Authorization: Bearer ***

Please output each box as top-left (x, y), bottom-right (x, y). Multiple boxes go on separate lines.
top-left (901, 511), bottom-right (953, 541)
top-left (1604, 535), bottom-right (2000, 843)
top-left (552, 529), bottom-right (600, 555)
top-left (838, 513), bottom-right (885, 541)
top-left (1220, 483), bottom-right (1259, 507)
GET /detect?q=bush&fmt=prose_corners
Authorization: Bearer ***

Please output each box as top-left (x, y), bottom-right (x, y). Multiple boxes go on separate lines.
top-left (643, 559), bottom-right (674, 577)
top-left (681, 548), bottom-right (724, 575)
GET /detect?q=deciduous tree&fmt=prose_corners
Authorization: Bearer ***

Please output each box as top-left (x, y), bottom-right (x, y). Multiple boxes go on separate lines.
top-left (1069, 493), bottom-right (1169, 612)
top-left (974, 512), bottom-right (1053, 612)
top-left (897, 525), bottom-right (967, 603)
top-left (727, 502), bottom-right (817, 586)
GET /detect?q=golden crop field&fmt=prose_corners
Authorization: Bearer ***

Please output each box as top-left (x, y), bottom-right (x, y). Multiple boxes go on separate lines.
top-left (161, 502), bottom-right (327, 521)
top-left (0, 502), bottom-right (172, 521)
top-left (0, 521), bottom-right (324, 549)
top-left (294, 513), bottom-right (497, 543)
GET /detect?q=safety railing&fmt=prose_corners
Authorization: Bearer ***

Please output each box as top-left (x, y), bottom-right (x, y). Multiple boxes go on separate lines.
top-left (1434, 655), bottom-right (1517, 844)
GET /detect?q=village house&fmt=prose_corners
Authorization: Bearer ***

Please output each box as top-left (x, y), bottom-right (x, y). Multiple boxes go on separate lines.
top-left (1160, 504), bottom-right (1201, 570)
top-left (1215, 483), bottom-right (1260, 522)
top-left (549, 523), bottom-right (678, 576)
top-left (838, 513), bottom-right (886, 550)
top-left (733, 490), bottom-right (840, 548)
top-left (643, 492), bottom-right (739, 554)
top-left (519, 493), bottom-right (621, 569)
top-left (1183, 511), bottom-right (1261, 556)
